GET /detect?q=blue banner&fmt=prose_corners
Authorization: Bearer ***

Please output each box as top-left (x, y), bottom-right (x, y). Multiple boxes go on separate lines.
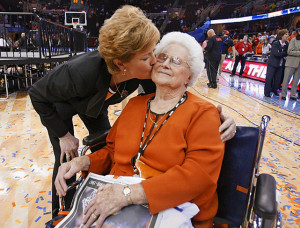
top-left (8, 27), bottom-right (24, 33)
top-left (211, 6), bottom-right (300, 24)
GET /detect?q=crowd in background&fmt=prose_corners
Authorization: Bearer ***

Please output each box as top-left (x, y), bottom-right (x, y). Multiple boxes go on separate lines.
top-left (221, 28), bottom-right (299, 57)
top-left (1, 0), bottom-right (299, 37)
top-left (231, 0), bottom-right (300, 18)
top-left (202, 27), bottom-right (299, 100)
top-left (0, 0), bottom-right (299, 100)
top-left (1, 0), bottom-right (299, 49)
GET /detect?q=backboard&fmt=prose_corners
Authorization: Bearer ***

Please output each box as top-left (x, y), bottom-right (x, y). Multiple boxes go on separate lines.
top-left (64, 11), bottom-right (87, 26)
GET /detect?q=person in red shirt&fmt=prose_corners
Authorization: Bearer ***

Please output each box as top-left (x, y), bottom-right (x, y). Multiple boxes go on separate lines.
top-left (231, 35), bottom-right (253, 77)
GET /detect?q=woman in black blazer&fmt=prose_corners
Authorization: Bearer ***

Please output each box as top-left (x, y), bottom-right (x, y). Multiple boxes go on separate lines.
top-left (29, 5), bottom-right (237, 217)
top-left (264, 29), bottom-right (289, 97)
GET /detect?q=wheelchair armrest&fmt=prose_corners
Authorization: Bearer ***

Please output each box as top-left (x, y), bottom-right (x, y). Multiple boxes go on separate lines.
top-left (254, 173), bottom-right (277, 220)
top-left (82, 129), bottom-right (110, 146)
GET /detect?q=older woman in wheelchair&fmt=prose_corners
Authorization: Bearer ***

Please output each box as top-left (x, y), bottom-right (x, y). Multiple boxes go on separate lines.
top-left (55, 31), bottom-right (227, 228)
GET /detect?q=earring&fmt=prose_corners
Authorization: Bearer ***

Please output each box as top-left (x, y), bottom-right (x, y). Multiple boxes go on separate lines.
top-left (122, 68), bottom-right (126, 76)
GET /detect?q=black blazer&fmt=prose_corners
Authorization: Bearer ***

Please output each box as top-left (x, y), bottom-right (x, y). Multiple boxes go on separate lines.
top-left (267, 40), bottom-right (288, 68)
top-left (29, 51), bottom-right (155, 138)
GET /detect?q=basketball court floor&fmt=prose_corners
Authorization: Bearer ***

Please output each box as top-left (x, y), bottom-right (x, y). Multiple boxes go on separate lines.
top-left (0, 71), bottom-right (299, 227)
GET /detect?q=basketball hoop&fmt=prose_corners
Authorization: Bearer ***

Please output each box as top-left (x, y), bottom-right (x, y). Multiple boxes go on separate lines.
top-left (72, 21), bottom-right (78, 29)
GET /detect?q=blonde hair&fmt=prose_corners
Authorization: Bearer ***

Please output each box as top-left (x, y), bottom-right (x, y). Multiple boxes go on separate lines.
top-left (98, 5), bottom-right (160, 74)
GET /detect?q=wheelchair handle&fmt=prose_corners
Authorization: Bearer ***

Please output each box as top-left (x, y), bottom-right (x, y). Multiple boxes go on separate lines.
top-left (83, 129), bottom-right (110, 146)
top-left (261, 115), bottom-right (271, 133)
top-left (256, 115), bottom-right (271, 171)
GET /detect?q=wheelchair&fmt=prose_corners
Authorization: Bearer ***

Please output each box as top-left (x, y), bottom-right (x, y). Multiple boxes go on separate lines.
top-left (47, 115), bottom-right (281, 228)
top-left (213, 115), bottom-right (281, 228)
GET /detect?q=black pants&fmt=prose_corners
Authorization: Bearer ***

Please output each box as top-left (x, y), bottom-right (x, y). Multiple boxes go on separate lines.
top-left (207, 59), bottom-right (220, 86)
top-left (264, 65), bottom-right (283, 95)
top-left (232, 55), bottom-right (246, 76)
top-left (48, 102), bottom-right (111, 218)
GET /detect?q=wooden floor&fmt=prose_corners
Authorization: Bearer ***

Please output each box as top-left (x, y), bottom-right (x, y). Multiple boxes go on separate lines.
top-left (0, 73), bottom-right (299, 227)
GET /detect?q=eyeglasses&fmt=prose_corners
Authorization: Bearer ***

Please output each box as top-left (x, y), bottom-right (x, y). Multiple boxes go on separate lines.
top-left (156, 53), bottom-right (190, 68)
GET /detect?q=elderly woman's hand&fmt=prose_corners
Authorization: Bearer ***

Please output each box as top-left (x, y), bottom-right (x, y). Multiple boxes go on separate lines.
top-left (82, 184), bottom-right (127, 228)
top-left (55, 156), bottom-right (90, 197)
top-left (217, 105), bottom-right (237, 142)
top-left (82, 183), bottom-right (148, 228)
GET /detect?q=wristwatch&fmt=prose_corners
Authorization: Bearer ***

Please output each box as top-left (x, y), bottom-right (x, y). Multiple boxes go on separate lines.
top-left (123, 185), bottom-right (133, 205)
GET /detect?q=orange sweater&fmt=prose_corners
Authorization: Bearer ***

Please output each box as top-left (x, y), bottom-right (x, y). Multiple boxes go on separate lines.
top-left (87, 92), bottom-right (225, 227)
top-left (256, 43), bottom-right (263, 54)
top-left (288, 34), bottom-right (296, 41)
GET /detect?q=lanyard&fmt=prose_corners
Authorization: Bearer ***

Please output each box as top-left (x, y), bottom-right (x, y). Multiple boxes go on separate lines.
top-left (131, 92), bottom-right (187, 167)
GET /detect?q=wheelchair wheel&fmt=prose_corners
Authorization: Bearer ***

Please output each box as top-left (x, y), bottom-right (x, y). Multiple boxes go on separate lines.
top-left (251, 211), bottom-right (282, 228)
top-left (275, 211), bottom-right (282, 228)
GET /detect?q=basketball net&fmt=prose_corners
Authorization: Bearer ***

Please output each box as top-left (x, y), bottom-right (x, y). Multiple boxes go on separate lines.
top-left (72, 21), bottom-right (78, 29)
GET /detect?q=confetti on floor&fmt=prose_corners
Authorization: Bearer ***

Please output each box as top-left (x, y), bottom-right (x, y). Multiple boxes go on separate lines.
top-left (0, 74), bottom-right (299, 227)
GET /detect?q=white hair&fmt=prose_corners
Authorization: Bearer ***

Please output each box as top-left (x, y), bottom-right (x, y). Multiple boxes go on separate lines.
top-left (154, 32), bottom-right (204, 87)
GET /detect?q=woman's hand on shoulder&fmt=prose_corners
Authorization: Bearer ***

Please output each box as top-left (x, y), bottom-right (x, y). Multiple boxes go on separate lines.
top-left (55, 156), bottom-right (90, 197)
top-left (82, 184), bottom-right (128, 228)
top-left (217, 105), bottom-right (237, 142)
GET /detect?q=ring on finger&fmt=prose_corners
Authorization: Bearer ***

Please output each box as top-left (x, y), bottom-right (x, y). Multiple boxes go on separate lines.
top-left (112, 210), bottom-right (118, 215)
top-left (91, 213), bottom-right (97, 220)
top-left (66, 153), bottom-right (70, 159)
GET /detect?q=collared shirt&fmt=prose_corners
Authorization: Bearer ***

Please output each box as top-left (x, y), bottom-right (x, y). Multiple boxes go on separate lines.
top-left (235, 41), bottom-right (253, 55)
top-left (106, 87), bottom-right (116, 100)
top-left (279, 40), bottom-right (286, 47)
